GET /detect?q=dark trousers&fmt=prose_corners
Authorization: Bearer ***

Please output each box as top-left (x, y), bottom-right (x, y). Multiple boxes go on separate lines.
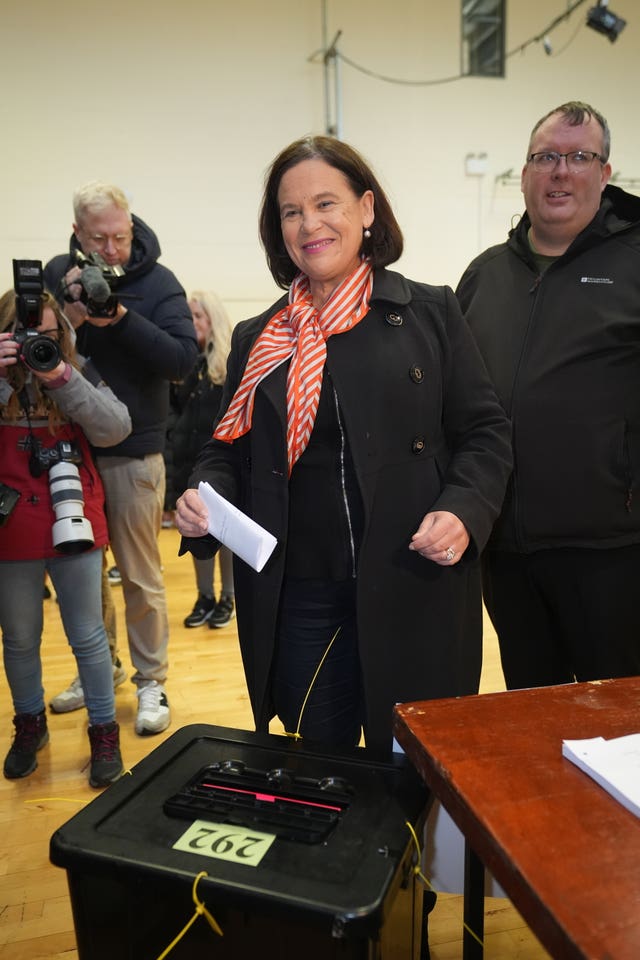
top-left (272, 578), bottom-right (363, 748)
top-left (483, 545), bottom-right (640, 689)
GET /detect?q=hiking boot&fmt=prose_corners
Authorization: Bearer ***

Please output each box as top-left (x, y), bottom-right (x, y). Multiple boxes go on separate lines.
top-left (4, 711), bottom-right (49, 779)
top-left (88, 721), bottom-right (123, 788)
top-left (184, 593), bottom-right (216, 627)
top-left (135, 681), bottom-right (170, 736)
top-left (49, 660), bottom-right (128, 714)
top-left (209, 594), bottom-right (235, 628)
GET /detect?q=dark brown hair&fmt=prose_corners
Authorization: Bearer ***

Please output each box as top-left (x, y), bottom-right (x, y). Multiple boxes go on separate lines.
top-left (259, 135), bottom-right (404, 288)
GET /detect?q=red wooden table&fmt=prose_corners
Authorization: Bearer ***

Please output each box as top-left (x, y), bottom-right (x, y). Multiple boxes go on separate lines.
top-left (393, 677), bottom-right (640, 960)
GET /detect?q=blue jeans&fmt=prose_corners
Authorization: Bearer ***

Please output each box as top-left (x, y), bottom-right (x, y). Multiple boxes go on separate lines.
top-left (272, 578), bottom-right (363, 747)
top-left (0, 549), bottom-right (115, 724)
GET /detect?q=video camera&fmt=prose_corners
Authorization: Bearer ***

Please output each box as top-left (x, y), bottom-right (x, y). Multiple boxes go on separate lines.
top-left (71, 250), bottom-right (124, 318)
top-left (12, 259), bottom-right (62, 373)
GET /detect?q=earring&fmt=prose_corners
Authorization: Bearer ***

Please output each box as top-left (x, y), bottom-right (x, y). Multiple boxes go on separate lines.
top-left (364, 228), bottom-right (372, 239)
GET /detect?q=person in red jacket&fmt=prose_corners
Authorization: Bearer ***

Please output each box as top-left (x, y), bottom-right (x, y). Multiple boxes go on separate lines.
top-left (0, 285), bottom-right (131, 786)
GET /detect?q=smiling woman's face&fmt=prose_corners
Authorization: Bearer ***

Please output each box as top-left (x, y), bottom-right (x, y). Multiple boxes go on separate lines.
top-left (278, 158), bottom-right (373, 306)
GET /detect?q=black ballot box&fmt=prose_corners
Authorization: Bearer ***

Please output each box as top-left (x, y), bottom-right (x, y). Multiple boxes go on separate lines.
top-left (50, 724), bottom-right (431, 960)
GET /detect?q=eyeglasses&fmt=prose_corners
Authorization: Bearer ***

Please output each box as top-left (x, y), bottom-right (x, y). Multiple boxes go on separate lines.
top-left (527, 151), bottom-right (604, 173)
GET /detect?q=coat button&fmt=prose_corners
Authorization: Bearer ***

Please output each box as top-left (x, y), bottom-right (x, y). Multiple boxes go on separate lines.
top-left (385, 312), bottom-right (403, 326)
top-left (412, 437), bottom-right (426, 454)
top-left (409, 365), bottom-right (424, 383)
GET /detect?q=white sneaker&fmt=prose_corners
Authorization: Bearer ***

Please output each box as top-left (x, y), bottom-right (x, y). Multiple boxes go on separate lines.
top-left (135, 681), bottom-right (170, 736)
top-left (49, 663), bottom-right (128, 714)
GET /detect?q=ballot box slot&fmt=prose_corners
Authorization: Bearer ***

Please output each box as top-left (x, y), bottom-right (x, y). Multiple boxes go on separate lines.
top-left (163, 760), bottom-right (353, 843)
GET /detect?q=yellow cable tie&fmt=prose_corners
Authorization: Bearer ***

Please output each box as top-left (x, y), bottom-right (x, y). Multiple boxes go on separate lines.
top-left (404, 820), bottom-right (484, 948)
top-left (404, 820), bottom-right (436, 892)
top-left (192, 871), bottom-right (223, 937)
top-left (463, 920), bottom-right (485, 947)
top-left (155, 871), bottom-right (223, 960)
top-left (292, 625), bottom-right (341, 739)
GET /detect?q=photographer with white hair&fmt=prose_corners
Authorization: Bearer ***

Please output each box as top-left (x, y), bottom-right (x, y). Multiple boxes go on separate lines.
top-left (45, 182), bottom-right (197, 735)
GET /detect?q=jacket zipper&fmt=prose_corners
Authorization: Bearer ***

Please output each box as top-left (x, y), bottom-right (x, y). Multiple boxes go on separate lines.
top-left (624, 420), bottom-right (633, 512)
top-left (511, 269), bottom-right (543, 552)
top-left (332, 386), bottom-right (357, 578)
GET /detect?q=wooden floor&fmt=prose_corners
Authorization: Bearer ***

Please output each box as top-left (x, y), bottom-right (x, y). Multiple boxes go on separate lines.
top-left (0, 527), bottom-right (551, 959)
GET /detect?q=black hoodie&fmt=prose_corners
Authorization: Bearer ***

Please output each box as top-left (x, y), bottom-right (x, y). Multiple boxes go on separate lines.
top-left (44, 214), bottom-right (197, 458)
top-left (457, 184), bottom-right (640, 553)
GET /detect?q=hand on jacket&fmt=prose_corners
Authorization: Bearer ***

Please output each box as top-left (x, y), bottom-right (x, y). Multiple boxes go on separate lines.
top-left (175, 487), bottom-right (210, 538)
top-left (409, 510), bottom-right (470, 566)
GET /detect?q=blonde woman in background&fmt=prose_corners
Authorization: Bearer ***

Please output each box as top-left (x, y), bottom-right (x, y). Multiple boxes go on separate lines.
top-left (167, 291), bottom-right (235, 628)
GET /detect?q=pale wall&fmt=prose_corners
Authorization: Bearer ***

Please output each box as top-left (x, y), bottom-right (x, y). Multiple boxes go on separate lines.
top-left (2, 0), bottom-right (637, 324)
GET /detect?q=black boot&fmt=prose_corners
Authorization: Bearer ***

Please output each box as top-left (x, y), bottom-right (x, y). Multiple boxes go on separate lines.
top-left (88, 721), bottom-right (123, 788)
top-left (4, 711), bottom-right (49, 779)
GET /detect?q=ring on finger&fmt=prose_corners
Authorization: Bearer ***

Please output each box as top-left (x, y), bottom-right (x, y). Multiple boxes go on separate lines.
top-left (445, 546), bottom-right (455, 562)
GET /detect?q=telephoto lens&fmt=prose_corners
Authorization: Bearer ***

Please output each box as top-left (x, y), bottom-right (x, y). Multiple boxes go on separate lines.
top-left (48, 461), bottom-right (94, 553)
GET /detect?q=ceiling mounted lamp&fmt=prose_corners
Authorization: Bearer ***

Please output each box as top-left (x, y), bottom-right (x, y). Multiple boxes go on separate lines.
top-left (587, 1), bottom-right (627, 42)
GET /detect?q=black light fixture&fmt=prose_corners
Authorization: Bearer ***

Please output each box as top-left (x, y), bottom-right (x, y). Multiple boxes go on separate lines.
top-left (587, 1), bottom-right (627, 42)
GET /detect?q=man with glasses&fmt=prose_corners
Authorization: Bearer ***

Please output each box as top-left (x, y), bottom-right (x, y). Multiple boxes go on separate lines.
top-left (457, 101), bottom-right (640, 690)
top-left (44, 182), bottom-right (197, 734)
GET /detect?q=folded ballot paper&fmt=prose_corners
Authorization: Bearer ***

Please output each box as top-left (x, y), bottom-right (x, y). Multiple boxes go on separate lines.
top-left (562, 733), bottom-right (640, 818)
top-left (198, 481), bottom-right (277, 573)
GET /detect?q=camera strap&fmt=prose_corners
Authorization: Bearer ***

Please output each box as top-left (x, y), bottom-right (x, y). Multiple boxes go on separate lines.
top-left (17, 388), bottom-right (46, 478)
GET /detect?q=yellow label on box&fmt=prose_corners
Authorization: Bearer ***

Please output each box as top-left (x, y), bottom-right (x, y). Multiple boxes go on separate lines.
top-left (173, 819), bottom-right (276, 867)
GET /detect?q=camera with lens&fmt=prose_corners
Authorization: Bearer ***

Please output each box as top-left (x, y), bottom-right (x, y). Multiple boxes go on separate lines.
top-left (28, 438), bottom-right (94, 553)
top-left (12, 259), bottom-right (62, 373)
top-left (71, 250), bottom-right (124, 318)
top-left (29, 437), bottom-right (81, 476)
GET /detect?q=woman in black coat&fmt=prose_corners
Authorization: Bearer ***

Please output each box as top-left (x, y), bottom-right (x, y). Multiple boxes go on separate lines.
top-left (176, 136), bottom-right (512, 754)
top-left (169, 291), bottom-right (235, 628)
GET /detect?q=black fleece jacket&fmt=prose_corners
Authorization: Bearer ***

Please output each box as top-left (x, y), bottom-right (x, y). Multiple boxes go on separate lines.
top-left (44, 215), bottom-right (197, 458)
top-left (457, 184), bottom-right (640, 553)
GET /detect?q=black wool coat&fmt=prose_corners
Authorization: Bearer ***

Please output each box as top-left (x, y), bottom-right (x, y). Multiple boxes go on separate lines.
top-left (165, 355), bottom-right (224, 509)
top-left (181, 268), bottom-right (512, 752)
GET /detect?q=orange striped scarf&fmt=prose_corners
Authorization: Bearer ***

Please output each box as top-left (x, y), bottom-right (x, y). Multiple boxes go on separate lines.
top-left (214, 261), bottom-right (373, 475)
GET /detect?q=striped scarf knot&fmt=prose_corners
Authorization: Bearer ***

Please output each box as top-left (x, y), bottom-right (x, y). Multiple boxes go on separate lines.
top-left (214, 261), bottom-right (373, 475)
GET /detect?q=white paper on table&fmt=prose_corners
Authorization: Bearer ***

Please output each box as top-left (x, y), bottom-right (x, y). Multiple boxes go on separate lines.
top-left (198, 481), bottom-right (277, 573)
top-left (562, 732), bottom-right (640, 818)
